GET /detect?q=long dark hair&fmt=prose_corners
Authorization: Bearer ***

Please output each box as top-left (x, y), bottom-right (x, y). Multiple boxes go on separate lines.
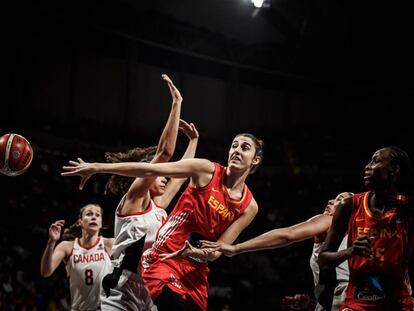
top-left (104, 146), bottom-right (157, 195)
top-left (62, 204), bottom-right (103, 241)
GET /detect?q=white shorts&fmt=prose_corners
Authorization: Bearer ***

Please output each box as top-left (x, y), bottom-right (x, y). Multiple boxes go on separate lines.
top-left (100, 270), bottom-right (157, 311)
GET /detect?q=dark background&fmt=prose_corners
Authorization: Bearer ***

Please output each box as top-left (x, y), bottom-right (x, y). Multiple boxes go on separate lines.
top-left (1, 0), bottom-right (413, 310)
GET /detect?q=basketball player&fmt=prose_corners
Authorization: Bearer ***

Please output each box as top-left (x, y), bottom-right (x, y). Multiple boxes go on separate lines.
top-left (61, 133), bottom-right (264, 311)
top-left (319, 147), bottom-right (414, 310)
top-left (72, 74), bottom-right (198, 310)
top-left (100, 119), bottom-right (199, 311)
top-left (40, 204), bottom-right (113, 311)
top-left (199, 192), bottom-right (352, 311)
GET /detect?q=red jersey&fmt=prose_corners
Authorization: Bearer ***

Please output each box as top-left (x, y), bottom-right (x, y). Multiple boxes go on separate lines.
top-left (341, 192), bottom-right (414, 311)
top-left (142, 162), bottom-right (253, 310)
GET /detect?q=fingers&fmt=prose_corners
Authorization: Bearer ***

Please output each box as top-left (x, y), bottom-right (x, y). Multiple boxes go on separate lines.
top-left (53, 220), bottom-right (65, 226)
top-left (200, 240), bottom-right (217, 248)
top-left (353, 235), bottom-right (373, 258)
top-left (79, 175), bottom-right (91, 191)
top-left (62, 165), bottom-right (77, 171)
top-left (161, 74), bottom-right (172, 84)
top-left (159, 251), bottom-right (180, 261)
top-left (161, 74), bottom-right (182, 101)
top-left (51, 221), bottom-right (65, 229)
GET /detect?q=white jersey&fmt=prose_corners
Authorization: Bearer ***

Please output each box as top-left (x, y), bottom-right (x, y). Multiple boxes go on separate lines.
top-left (310, 235), bottom-right (349, 311)
top-left (100, 196), bottom-right (166, 310)
top-left (110, 196), bottom-right (167, 266)
top-left (65, 237), bottom-right (112, 311)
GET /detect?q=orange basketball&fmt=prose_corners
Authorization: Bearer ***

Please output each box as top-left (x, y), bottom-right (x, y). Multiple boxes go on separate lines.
top-left (0, 133), bottom-right (33, 176)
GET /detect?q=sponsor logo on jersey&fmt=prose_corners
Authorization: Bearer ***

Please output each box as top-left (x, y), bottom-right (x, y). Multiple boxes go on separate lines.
top-left (354, 275), bottom-right (386, 302)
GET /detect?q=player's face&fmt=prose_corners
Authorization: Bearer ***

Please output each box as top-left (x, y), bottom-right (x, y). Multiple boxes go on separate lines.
top-left (150, 176), bottom-right (168, 196)
top-left (79, 205), bottom-right (102, 232)
top-left (323, 192), bottom-right (353, 215)
top-left (364, 148), bottom-right (393, 190)
top-left (228, 136), bottom-right (259, 172)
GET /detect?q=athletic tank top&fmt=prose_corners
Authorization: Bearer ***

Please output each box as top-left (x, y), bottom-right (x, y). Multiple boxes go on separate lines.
top-left (65, 237), bottom-right (112, 311)
top-left (311, 236), bottom-right (349, 311)
top-left (343, 191), bottom-right (414, 310)
top-left (310, 236), bottom-right (349, 286)
top-left (142, 162), bottom-right (253, 268)
top-left (111, 197), bottom-right (167, 267)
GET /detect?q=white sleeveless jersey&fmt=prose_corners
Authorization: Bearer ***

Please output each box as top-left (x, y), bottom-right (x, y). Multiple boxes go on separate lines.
top-left (310, 235), bottom-right (349, 311)
top-left (65, 237), bottom-right (112, 311)
top-left (100, 197), bottom-right (164, 310)
top-left (110, 196), bottom-right (167, 266)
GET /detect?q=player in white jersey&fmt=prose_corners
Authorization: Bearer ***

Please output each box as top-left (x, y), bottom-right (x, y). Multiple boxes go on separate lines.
top-left (40, 204), bottom-right (113, 311)
top-left (70, 74), bottom-right (199, 310)
top-left (201, 192), bottom-right (352, 311)
top-left (310, 235), bottom-right (348, 311)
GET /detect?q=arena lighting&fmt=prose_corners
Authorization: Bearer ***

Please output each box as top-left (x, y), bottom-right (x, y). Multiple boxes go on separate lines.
top-left (251, 0), bottom-right (264, 8)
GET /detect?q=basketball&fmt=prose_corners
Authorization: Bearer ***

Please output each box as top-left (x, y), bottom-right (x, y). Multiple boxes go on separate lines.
top-left (0, 133), bottom-right (33, 176)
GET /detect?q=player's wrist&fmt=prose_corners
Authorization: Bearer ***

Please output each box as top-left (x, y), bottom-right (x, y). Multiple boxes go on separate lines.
top-left (47, 238), bottom-right (57, 245)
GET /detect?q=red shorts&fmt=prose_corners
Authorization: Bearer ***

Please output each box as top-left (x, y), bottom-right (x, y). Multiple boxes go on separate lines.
top-left (143, 258), bottom-right (210, 311)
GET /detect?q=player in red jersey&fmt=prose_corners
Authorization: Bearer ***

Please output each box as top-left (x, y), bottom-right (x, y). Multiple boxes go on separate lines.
top-left (319, 146), bottom-right (414, 310)
top-left (61, 133), bottom-right (264, 310)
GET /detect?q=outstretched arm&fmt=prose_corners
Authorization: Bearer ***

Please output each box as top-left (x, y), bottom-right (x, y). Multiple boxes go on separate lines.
top-left (62, 158), bottom-right (214, 190)
top-left (40, 220), bottom-right (71, 277)
top-left (154, 120), bottom-right (199, 209)
top-left (202, 214), bottom-right (332, 257)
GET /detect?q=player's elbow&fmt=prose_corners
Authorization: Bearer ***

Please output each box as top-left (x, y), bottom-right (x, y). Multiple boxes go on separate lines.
top-left (40, 268), bottom-right (52, 278)
top-left (157, 148), bottom-right (173, 161)
top-left (317, 251), bottom-right (329, 269)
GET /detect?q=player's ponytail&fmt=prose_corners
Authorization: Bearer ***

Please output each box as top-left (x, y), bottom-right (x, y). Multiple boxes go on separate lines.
top-left (62, 222), bottom-right (82, 241)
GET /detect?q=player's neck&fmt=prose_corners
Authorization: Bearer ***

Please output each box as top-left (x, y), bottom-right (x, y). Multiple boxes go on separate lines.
top-left (80, 232), bottom-right (99, 247)
top-left (370, 189), bottom-right (398, 213)
top-left (224, 168), bottom-right (247, 194)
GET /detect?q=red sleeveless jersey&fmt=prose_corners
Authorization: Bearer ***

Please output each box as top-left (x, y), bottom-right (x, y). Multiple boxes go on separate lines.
top-left (142, 162), bottom-right (253, 310)
top-left (342, 192), bottom-right (414, 311)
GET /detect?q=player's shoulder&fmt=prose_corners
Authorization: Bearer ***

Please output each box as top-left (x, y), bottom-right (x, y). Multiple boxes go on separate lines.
top-left (57, 240), bottom-right (75, 255)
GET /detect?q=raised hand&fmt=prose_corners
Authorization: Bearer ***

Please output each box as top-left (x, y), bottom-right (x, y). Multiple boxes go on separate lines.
top-left (162, 74), bottom-right (182, 103)
top-left (200, 240), bottom-right (237, 257)
top-left (351, 235), bottom-right (373, 259)
top-left (49, 220), bottom-right (65, 242)
top-left (61, 158), bottom-right (95, 190)
top-left (179, 119), bottom-right (199, 140)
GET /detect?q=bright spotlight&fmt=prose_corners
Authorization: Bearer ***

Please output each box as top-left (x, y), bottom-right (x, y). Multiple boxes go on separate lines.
top-left (251, 0), bottom-right (264, 8)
